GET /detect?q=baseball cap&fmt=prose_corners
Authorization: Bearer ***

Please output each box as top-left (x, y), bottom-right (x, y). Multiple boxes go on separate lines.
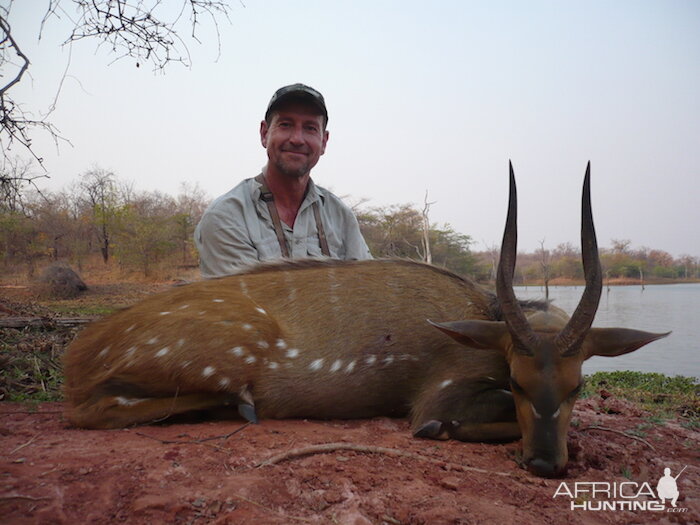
top-left (265, 83), bottom-right (328, 124)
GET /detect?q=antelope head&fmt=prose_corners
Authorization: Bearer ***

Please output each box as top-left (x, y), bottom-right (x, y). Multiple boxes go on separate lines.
top-left (433, 162), bottom-right (669, 477)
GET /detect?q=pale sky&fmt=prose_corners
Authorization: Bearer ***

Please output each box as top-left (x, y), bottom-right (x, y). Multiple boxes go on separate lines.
top-left (7, 1), bottom-right (700, 257)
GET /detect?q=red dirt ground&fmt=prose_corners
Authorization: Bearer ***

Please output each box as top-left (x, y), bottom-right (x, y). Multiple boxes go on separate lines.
top-left (1, 397), bottom-right (698, 524)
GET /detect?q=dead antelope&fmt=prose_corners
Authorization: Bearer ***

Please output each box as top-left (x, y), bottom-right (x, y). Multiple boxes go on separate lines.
top-left (63, 163), bottom-right (668, 477)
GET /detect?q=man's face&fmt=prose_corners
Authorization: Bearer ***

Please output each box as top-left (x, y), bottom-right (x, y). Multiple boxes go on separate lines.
top-left (260, 100), bottom-right (329, 179)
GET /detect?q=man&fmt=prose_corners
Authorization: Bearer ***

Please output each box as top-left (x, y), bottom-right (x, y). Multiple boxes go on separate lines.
top-left (195, 84), bottom-right (372, 278)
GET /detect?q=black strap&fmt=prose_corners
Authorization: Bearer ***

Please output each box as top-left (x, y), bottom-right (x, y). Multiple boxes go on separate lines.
top-left (255, 174), bottom-right (330, 258)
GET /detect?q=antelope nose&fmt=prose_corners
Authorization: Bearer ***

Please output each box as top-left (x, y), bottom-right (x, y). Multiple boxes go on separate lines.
top-left (527, 458), bottom-right (565, 478)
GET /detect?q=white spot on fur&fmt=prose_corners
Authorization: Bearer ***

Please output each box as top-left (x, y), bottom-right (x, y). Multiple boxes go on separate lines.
top-left (365, 355), bottom-right (376, 365)
top-left (125, 346), bottom-right (137, 358)
top-left (257, 341), bottom-right (269, 349)
top-left (245, 356), bottom-right (257, 364)
top-left (330, 359), bottom-right (343, 373)
top-left (255, 307), bottom-right (267, 315)
top-left (198, 311), bottom-right (206, 315)
top-left (125, 324), bottom-right (136, 333)
top-left (202, 366), bottom-right (216, 378)
top-left (309, 358), bottom-right (324, 371)
top-left (240, 279), bottom-right (249, 296)
top-left (531, 404), bottom-right (542, 419)
top-left (498, 389), bottom-right (513, 397)
top-left (242, 323), bottom-right (253, 331)
top-left (155, 347), bottom-right (170, 357)
top-left (181, 360), bottom-right (191, 368)
top-left (268, 362), bottom-right (279, 370)
top-left (213, 299), bottom-right (225, 303)
top-left (177, 339), bottom-right (185, 348)
top-left (439, 379), bottom-right (453, 389)
top-left (345, 360), bottom-right (356, 373)
top-left (383, 355), bottom-right (395, 366)
top-left (551, 407), bottom-right (561, 419)
top-left (179, 304), bottom-right (190, 310)
top-left (286, 348), bottom-right (300, 359)
top-left (146, 337), bottom-right (158, 345)
top-left (219, 377), bottom-right (231, 388)
top-left (116, 397), bottom-right (145, 406)
top-left (275, 339), bottom-right (287, 350)
top-left (98, 346), bottom-right (110, 358)
top-left (159, 311), bottom-right (171, 316)
top-left (228, 346), bottom-right (245, 357)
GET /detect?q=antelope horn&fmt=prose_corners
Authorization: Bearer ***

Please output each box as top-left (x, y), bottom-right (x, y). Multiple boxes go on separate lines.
top-left (555, 162), bottom-right (603, 355)
top-left (496, 161), bottom-right (538, 355)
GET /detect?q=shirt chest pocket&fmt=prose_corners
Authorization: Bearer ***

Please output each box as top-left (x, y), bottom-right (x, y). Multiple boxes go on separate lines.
top-left (306, 229), bottom-right (342, 258)
top-left (254, 231), bottom-right (285, 261)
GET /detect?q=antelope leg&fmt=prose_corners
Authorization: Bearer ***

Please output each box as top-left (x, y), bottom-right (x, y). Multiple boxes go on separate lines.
top-left (67, 392), bottom-right (237, 429)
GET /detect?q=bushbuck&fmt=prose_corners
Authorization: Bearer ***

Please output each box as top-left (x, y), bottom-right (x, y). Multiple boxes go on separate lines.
top-left (63, 163), bottom-right (668, 477)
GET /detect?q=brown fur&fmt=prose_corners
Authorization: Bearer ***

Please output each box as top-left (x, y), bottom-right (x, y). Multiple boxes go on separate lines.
top-left (63, 259), bottom-right (514, 430)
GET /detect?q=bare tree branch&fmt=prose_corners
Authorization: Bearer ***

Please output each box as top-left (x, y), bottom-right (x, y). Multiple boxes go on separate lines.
top-left (0, 157), bottom-right (48, 213)
top-left (1, 1), bottom-right (232, 167)
top-left (0, 8), bottom-right (67, 167)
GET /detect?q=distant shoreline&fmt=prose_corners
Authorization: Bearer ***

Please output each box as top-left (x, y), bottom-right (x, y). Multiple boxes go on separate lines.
top-left (515, 278), bottom-right (700, 287)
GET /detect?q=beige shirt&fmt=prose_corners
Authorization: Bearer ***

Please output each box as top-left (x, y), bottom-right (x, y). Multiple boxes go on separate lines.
top-left (194, 177), bottom-right (372, 278)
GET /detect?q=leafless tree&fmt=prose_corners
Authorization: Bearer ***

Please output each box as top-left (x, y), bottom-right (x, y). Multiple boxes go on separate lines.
top-left (0, 157), bottom-right (46, 212)
top-left (79, 167), bottom-right (119, 263)
top-left (481, 242), bottom-right (500, 282)
top-left (537, 238), bottom-right (551, 300)
top-left (1, 0), bottom-right (231, 167)
top-left (421, 190), bottom-right (435, 264)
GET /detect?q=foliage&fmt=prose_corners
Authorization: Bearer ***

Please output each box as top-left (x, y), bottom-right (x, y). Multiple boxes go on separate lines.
top-left (0, 326), bottom-right (72, 402)
top-left (357, 204), bottom-right (477, 277)
top-left (582, 371), bottom-right (699, 422)
top-left (510, 238), bottom-right (698, 285)
top-left (0, 168), bottom-right (207, 277)
top-left (0, 165), bottom-right (698, 281)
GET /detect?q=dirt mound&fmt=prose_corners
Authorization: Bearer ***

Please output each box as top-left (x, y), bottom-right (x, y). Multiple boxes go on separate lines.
top-left (1, 399), bottom-right (697, 524)
top-left (35, 264), bottom-right (88, 299)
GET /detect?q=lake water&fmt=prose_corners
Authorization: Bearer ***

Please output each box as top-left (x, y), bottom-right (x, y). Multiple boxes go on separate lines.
top-left (514, 283), bottom-right (699, 379)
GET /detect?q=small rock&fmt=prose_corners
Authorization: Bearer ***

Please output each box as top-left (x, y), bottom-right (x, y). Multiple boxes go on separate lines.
top-left (439, 476), bottom-right (461, 490)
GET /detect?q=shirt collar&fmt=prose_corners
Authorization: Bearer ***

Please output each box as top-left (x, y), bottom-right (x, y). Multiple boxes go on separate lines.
top-left (252, 174), bottom-right (324, 206)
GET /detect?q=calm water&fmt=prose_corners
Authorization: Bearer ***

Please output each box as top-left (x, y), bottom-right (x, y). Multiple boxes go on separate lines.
top-left (514, 283), bottom-right (700, 379)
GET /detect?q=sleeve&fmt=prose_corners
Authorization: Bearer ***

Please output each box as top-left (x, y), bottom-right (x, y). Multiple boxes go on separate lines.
top-left (194, 205), bottom-right (260, 278)
top-left (341, 207), bottom-right (373, 260)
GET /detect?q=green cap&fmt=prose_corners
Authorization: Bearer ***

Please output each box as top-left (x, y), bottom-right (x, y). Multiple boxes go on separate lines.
top-left (265, 83), bottom-right (328, 123)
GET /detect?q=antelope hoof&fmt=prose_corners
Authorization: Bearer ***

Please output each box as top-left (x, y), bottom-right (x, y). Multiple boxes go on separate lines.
top-left (238, 403), bottom-right (259, 424)
top-left (413, 420), bottom-right (449, 440)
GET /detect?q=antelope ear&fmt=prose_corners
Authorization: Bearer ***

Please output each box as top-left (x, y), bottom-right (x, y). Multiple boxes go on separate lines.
top-left (583, 328), bottom-right (671, 359)
top-left (428, 320), bottom-right (510, 351)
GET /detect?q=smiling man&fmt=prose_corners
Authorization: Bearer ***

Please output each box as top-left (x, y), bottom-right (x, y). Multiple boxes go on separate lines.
top-left (195, 84), bottom-right (372, 278)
